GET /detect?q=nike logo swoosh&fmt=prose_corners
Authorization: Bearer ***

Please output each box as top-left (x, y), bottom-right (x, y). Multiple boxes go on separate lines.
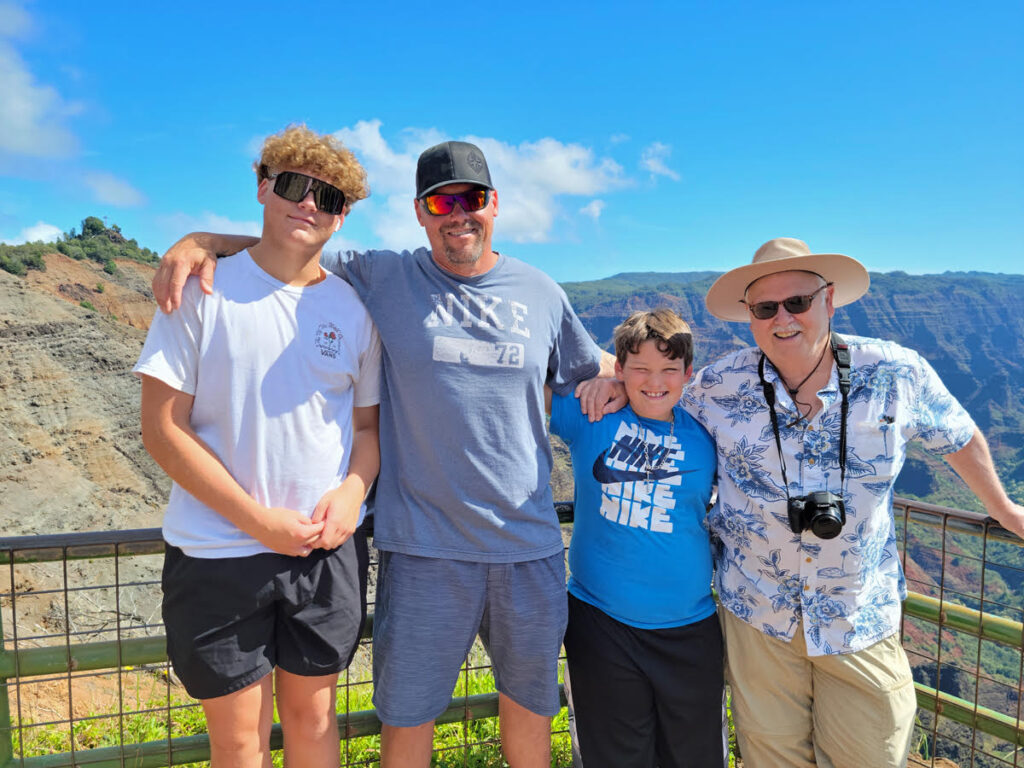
top-left (591, 450), bottom-right (696, 484)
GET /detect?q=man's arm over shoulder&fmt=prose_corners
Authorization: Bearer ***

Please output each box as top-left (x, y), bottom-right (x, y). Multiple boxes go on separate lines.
top-left (544, 281), bottom-right (600, 387)
top-left (321, 249), bottom-right (408, 304)
top-left (152, 232), bottom-right (258, 313)
top-left (575, 351), bottom-right (628, 422)
top-left (320, 250), bottom-right (364, 283)
top-left (543, 277), bottom-right (627, 418)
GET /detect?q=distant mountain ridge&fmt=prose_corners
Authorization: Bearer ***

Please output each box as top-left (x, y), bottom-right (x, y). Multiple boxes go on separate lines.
top-left (2, 251), bottom-right (1021, 541)
top-left (559, 270), bottom-right (1024, 509)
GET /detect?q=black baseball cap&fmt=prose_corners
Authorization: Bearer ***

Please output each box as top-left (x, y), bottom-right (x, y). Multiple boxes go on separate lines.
top-left (416, 141), bottom-right (494, 198)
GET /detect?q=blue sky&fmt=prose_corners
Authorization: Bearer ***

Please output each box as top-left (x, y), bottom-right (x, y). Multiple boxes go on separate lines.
top-left (1, 1), bottom-right (1021, 282)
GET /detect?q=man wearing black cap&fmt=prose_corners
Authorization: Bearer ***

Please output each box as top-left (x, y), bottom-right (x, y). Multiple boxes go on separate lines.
top-left (152, 140), bottom-right (614, 767)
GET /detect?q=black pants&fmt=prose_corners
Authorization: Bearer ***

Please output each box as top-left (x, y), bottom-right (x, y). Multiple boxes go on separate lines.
top-left (563, 594), bottom-right (727, 768)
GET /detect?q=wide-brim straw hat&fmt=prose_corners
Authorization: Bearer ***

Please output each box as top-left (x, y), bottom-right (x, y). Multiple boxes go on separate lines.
top-left (705, 237), bottom-right (870, 322)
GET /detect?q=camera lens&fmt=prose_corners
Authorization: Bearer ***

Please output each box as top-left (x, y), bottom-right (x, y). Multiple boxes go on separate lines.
top-left (810, 513), bottom-right (843, 539)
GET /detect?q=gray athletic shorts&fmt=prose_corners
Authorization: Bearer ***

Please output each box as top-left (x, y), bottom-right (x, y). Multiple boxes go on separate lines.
top-left (371, 550), bottom-right (568, 726)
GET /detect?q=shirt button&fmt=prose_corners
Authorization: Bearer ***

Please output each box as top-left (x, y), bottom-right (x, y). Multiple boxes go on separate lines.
top-left (805, 557), bottom-right (812, 563)
top-left (807, 425), bottom-right (814, 431)
top-left (809, 458), bottom-right (816, 465)
top-left (803, 585), bottom-right (810, 591)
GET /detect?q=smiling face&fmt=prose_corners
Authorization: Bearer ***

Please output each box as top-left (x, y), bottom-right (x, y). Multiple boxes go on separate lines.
top-left (615, 339), bottom-right (692, 421)
top-left (414, 182), bottom-right (498, 276)
top-left (257, 167), bottom-right (344, 251)
top-left (745, 270), bottom-right (835, 378)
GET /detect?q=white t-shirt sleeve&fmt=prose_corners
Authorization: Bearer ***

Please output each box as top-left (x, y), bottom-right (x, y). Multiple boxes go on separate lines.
top-left (354, 320), bottom-right (382, 408)
top-left (132, 279), bottom-right (204, 394)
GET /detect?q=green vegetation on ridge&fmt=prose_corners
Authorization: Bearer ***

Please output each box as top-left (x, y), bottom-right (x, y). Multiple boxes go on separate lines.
top-left (0, 216), bottom-right (158, 276)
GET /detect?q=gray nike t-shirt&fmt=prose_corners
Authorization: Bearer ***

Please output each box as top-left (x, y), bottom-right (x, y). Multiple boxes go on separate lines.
top-left (321, 247), bottom-right (602, 562)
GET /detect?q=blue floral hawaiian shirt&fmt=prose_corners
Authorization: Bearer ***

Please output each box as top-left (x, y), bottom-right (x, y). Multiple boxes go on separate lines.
top-left (683, 335), bottom-right (975, 655)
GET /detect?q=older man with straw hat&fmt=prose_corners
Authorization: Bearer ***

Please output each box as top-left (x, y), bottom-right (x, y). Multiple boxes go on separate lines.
top-left (683, 237), bottom-right (1024, 767)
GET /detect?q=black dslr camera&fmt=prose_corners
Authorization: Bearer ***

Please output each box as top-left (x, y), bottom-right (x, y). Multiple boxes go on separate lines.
top-left (787, 491), bottom-right (846, 539)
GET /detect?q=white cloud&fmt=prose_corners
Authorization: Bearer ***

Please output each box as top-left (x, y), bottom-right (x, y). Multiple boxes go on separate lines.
top-left (83, 172), bottom-right (146, 207)
top-left (579, 200), bottom-right (605, 221)
top-left (334, 121), bottom-right (627, 248)
top-left (2, 220), bottom-right (62, 244)
top-left (0, 4), bottom-right (81, 157)
top-left (610, 133), bottom-right (630, 144)
top-left (0, 2), bottom-right (31, 36)
top-left (640, 142), bottom-right (681, 182)
top-left (365, 193), bottom-right (428, 252)
top-left (335, 119), bottom-right (420, 197)
top-left (0, 41), bottom-right (79, 157)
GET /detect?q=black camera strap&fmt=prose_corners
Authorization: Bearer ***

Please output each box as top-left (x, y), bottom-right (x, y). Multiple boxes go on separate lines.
top-left (758, 332), bottom-right (851, 500)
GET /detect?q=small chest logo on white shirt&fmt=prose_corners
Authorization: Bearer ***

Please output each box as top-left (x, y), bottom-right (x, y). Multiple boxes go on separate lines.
top-left (315, 322), bottom-right (342, 359)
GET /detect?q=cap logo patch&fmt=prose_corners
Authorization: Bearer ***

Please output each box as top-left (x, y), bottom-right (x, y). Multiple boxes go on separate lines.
top-left (466, 151), bottom-right (485, 173)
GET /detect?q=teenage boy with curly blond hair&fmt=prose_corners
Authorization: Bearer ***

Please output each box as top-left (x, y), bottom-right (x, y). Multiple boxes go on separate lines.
top-left (135, 125), bottom-right (381, 767)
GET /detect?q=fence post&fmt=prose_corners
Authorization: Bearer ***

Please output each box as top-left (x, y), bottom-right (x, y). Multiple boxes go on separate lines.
top-left (0, 605), bottom-right (13, 767)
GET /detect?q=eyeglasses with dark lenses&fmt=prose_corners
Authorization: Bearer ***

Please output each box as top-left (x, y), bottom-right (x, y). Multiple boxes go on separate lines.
top-left (270, 171), bottom-right (346, 215)
top-left (743, 283), bottom-right (832, 320)
top-left (421, 189), bottom-right (489, 216)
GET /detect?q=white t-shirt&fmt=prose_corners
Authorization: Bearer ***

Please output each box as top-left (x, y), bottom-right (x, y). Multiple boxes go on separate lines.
top-left (134, 250), bottom-right (381, 557)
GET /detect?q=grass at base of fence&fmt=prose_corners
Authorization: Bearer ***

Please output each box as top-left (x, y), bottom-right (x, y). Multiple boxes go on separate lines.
top-left (11, 668), bottom-right (573, 767)
top-left (11, 663), bottom-right (747, 767)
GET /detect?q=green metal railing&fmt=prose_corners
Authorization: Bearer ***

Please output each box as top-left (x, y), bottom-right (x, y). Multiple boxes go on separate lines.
top-left (1, 499), bottom-right (1021, 767)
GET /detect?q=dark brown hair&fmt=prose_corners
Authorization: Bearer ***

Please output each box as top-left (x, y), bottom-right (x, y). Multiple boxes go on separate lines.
top-left (613, 308), bottom-right (694, 368)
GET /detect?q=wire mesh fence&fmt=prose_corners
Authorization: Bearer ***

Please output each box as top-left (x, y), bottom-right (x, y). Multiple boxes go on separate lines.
top-left (0, 528), bottom-right (575, 767)
top-left (897, 498), bottom-right (1024, 768)
top-left (0, 499), bottom-right (1020, 767)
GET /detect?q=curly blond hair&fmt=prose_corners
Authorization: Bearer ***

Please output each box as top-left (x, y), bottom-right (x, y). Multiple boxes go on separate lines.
top-left (255, 125), bottom-right (369, 207)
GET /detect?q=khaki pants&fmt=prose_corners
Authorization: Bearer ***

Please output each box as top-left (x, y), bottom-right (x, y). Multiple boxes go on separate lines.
top-left (722, 610), bottom-right (916, 768)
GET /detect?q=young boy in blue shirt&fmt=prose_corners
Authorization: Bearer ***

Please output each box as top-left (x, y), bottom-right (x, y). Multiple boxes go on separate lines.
top-left (549, 309), bottom-right (725, 768)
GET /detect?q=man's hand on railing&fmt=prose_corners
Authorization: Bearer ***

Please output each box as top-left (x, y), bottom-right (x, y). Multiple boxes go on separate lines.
top-left (993, 502), bottom-right (1024, 540)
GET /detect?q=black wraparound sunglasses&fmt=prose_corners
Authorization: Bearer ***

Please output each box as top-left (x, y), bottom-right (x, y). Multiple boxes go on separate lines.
top-left (264, 168), bottom-right (346, 215)
top-left (742, 283), bottom-right (831, 320)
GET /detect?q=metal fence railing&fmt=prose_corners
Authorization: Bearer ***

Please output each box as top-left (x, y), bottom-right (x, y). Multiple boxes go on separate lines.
top-left (0, 499), bottom-right (1021, 767)
top-left (895, 498), bottom-right (1024, 767)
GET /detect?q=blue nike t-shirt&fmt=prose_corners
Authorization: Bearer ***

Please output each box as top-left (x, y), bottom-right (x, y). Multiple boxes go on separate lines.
top-left (551, 393), bottom-right (717, 628)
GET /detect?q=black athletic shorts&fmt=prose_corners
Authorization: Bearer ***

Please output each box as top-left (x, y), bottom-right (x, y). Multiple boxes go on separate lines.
top-left (563, 593), bottom-right (728, 768)
top-left (161, 529), bottom-right (368, 700)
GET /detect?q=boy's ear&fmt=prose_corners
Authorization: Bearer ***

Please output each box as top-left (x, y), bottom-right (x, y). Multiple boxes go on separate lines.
top-left (256, 178), bottom-right (270, 205)
top-left (614, 359), bottom-right (625, 381)
top-left (683, 364), bottom-right (694, 384)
